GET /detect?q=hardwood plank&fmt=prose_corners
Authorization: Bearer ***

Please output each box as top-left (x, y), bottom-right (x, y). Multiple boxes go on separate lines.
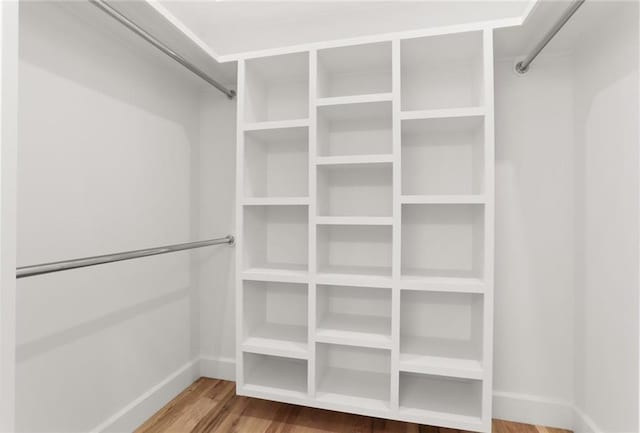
top-left (135, 378), bottom-right (574, 433)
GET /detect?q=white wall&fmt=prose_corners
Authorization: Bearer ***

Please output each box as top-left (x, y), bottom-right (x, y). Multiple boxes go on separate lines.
top-left (573, 3), bottom-right (639, 433)
top-left (16, 2), bottom-right (204, 431)
top-left (493, 54), bottom-right (576, 427)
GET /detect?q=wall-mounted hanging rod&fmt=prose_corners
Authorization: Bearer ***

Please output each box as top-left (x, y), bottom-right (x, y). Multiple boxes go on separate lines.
top-left (515, 0), bottom-right (585, 74)
top-left (89, 0), bottom-right (236, 99)
top-left (17, 235), bottom-right (235, 279)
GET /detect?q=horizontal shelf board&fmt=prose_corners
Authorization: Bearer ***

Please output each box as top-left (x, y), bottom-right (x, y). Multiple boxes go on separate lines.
top-left (243, 323), bottom-right (308, 359)
top-left (399, 106), bottom-right (485, 121)
top-left (244, 125), bottom-right (309, 142)
top-left (243, 118), bottom-right (310, 132)
top-left (316, 216), bottom-right (393, 226)
top-left (397, 407), bottom-right (483, 432)
top-left (316, 266), bottom-right (393, 288)
top-left (316, 93), bottom-right (393, 107)
top-left (242, 266), bottom-right (309, 283)
top-left (316, 154), bottom-right (393, 166)
top-left (241, 384), bottom-right (308, 401)
top-left (242, 197), bottom-right (310, 206)
top-left (400, 195), bottom-right (486, 205)
top-left (399, 355), bottom-right (483, 380)
top-left (316, 313), bottom-right (392, 349)
top-left (317, 367), bottom-right (391, 412)
top-left (317, 100), bottom-right (392, 123)
top-left (400, 276), bottom-right (485, 293)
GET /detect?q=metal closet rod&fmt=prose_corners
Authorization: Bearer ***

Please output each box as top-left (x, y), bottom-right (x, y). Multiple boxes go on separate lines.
top-left (89, 0), bottom-right (236, 99)
top-left (515, 0), bottom-right (585, 74)
top-left (16, 235), bottom-right (235, 279)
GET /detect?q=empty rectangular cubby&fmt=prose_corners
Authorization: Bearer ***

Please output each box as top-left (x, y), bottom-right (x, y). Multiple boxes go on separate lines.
top-left (317, 225), bottom-right (392, 278)
top-left (401, 31), bottom-right (484, 111)
top-left (244, 353), bottom-right (308, 396)
top-left (244, 126), bottom-right (309, 198)
top-left (402, 115), bottom-right (484, 195)
top-left (317, 42), bottom-right (392, 98)
top-left (243, 281), bottom-right (308, 356)
top-left (244, 52), bottom-right (309, 123)
top-left (316, 285), bottom-right (391, 348)
top-left (316, 343), bottom-right (391, 410)
top-left (400, 290), bottom-right (483, 376)
top-left (399, 372), bottom-right (482, 419)
top-left (317, 163), bottom-right (392, 217)
top-left (402, 204), bottom-right (484, 279)
top-left (243, 205), bottom-right (308, 274)
top-left (317, 101), bottom-right (392, 156)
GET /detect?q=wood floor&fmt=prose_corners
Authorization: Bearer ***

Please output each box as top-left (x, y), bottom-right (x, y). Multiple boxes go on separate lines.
top-left (136, 378), bottom-right (572, 433)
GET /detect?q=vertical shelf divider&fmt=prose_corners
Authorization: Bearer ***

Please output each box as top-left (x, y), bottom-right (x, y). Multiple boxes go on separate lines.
top-left (390, 38), bottom-right (402, 411)
top-left (235, 59), bottom-right (246, 390)
top-left (308, 49), bottom-right (319, 398)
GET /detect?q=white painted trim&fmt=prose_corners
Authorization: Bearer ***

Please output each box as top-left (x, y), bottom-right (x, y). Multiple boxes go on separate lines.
top-left (573, 405), bottom-right (604, 433)
top-left (493, 390), bottom-right (574, 430)
top-left (91, 359), bottom-right (200, 433)
top-left (199, 356), bottom-right (236, 382)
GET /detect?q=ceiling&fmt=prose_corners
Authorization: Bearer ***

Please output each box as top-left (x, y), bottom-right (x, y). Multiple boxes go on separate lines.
top-left (158, 1), bottom-right (533, 59)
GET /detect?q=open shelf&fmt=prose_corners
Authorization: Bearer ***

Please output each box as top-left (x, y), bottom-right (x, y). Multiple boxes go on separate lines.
top-left (316, 343), bottom-right (391, 410)
top-left (402, 115), bottom-right (484, 196)
top-left (244, 353), bottom-right (308, 397)
top-left (402, 204), bottom-right (484, 280)
top-left (316, 285), bottom-right (391, 349)
top-left (244, 52), bottom-right (309, 123)
top-left (400, 290), bottom-right (483, 379)
top-left (401, 31), bottom-right (484, 111)
top-left (243, 205), bottom-right (308, 274)
top-left (399, 372), bottom-right (482, 421)
top-left (242, 281), bottom-right (308, 358)
top-left (317, 101), bottom-right (392, 157)
top-left (244, 126), bottom-right (309, 198)
top-left (318, 163), bottom-right (392, 217)
top-left (317, 41), bottom-right (392, 99)
top-left (317, 225), bottom-right (392, 280)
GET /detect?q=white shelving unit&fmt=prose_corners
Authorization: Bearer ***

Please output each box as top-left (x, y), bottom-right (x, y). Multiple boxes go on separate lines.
top-left (236, 28), bottom-right (494, 432)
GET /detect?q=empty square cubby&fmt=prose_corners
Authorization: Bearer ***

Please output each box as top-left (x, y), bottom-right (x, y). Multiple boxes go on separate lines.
top-left (316, 284), bottom-right (391, 348)
top-left (402, 115), bottom-right (484, 196)
top-left (400, 290), bottom-right (483, 371)
top-left (401, 31), bottom-right (484, 111)
top-left (317, 41), bottom-right (392, 98)
top-left (316, 343), bottom-right (391, 409)
top-left (244, 353), bottom-right (308, 396)
top-left (243, 281), bottom-right (308, 355)
top-left (244, 126), bottom-right (309, 198)
top-left (317, 225), bottom-right (392, 278)
top-left (402, 204), bottom-right (484, 279)
top-left (399, 372), bottom-right (482, 419)
top-left (244, 52), bottom-right (309, 123)
top-left (243, 205), bottom-right (308, 273)
top-left (317, 101), bottom-right (392, 156)
top-left (317, 163), bottom-right (392, 217)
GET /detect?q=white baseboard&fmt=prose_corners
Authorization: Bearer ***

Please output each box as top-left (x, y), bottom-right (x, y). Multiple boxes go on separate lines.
top-left (199, 355), bottom-right (236, 381)
top-left (91, 358), bottom-right (200, 433)
top-left (90, 356), bottom-right (617, 433)
top-left (493, 390), bottom-right (574, 430)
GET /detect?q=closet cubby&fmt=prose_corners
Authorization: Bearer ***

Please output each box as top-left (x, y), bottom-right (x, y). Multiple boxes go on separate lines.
top-left (317, 101), bottom-right (392, 157)
top-left (242, 281), bottom-right (308, 357)
top-left (317, 163), bottom-right (392, 217)
top-left (401, 31), bottom-right (484, 112)
top-left (244, 52), bottom-right (309, 123)
top-left (399, 372), bottom-right (482, 420)
top-left (317, 41), bottom-right (392, 99)
top-left (317, 225), bottom-right (392, 279)
top-left (244, 126), bottom-right (309, 198)
top-left (316, 284), bottom-right (391, 349)
top-left (316, 343), bottom-right (391, 410)
top-left (402, 115), bottom-right (484, 196)
top-left (402, 204), bottom-right (484, 280)
top-left (244, 353), bottom-right (308, 397)
top-left (400, 290), bottom-right (483, 378)
top-left (242, 205), bottom-right (308, 275)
